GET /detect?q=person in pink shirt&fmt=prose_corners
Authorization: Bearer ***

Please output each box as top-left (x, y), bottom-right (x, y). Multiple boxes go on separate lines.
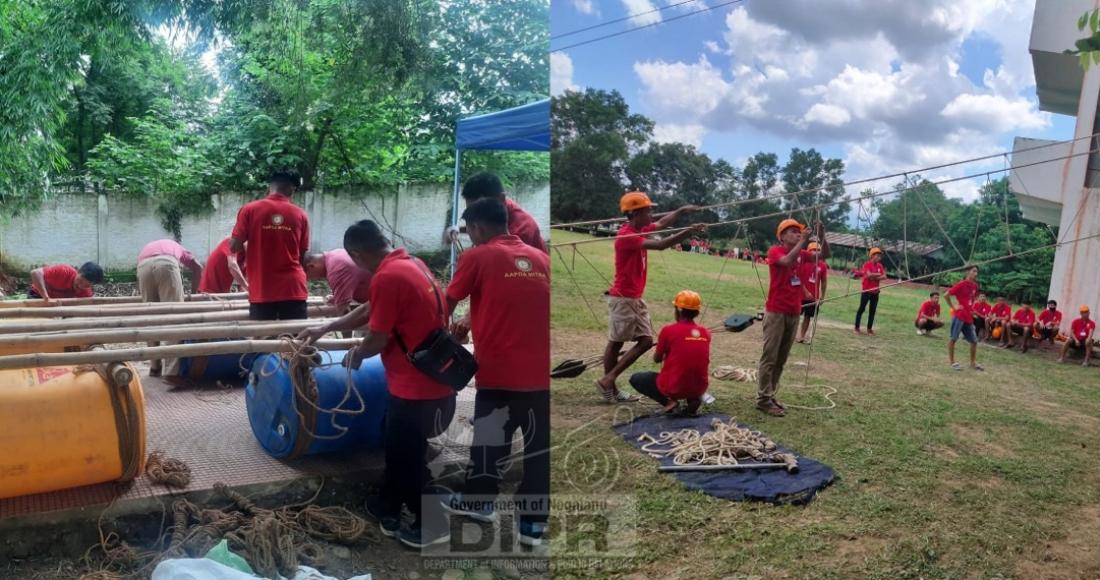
top-left (303, 249), bottom-right (373, 313)
top-left (136, 239), bottom-right (204, 376)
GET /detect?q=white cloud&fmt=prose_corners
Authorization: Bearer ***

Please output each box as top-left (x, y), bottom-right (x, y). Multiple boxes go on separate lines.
top-left (627, 2), bottom-right (1052, 201)
top-left (551, 52), bottom-right (578, 96)
top-left (572, 0), bottom-right (595, 15)
top-left (652, 123), bottom-right (706, 147)
top-left (621, 0), bottom-right (662, 26)
top-left (803, 103), bottom-right (852, 127)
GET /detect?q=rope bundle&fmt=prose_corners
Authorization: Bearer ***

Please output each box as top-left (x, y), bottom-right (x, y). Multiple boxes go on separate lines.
top-left (145, 450), bottom-right (192, 488)
top-left (711, 365), bottom-right (757, 383)
top-left (80, 481), bottom-right (376, 580)
top-left (638, 418), bottom-right (798, 471)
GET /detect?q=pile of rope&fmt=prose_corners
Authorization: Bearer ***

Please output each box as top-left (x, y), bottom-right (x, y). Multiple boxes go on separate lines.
top-left (79, 482), bottom-right (375, 580)
top-left (711, 365), bottom-right (757, 383)
top-left (144, 451), bottom-right (191, 489)
top-left (638, 418), bottom-right (798, 472)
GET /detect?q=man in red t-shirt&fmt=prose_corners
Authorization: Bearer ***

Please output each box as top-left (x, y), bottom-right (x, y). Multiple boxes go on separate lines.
top-left (320, 219), bottom-right (456, 549)
top-left (1004, 303), bottom-right (1036, 352)
top-left (199, 237), bottom-right (248, 294)
top-left (28, 262), bottom-right (103, 302)
top-left (973, 293), bottom-right (992, 340)
top-left (230, 170), bottom-right (311, 320)
top-left (303, 249), bottom-right (373, 313)
top-left (915, 292), bottom-right (944, 335)
top-left (441, 198), bottom-right (550, 545)
top-left (854, 247), bottom-right (886, 335)
top-left (629, 290), bottom-right (711, 415)
top-left (988, 297), bottom-right (1012, 341)
top-left (1036, 300), bottom-right (1062, 344)
top-left (451, 172), bottom-right (548, 254)
top-left (597, 191), bottom-right (704, 403)
top-left (758, 218), bottom-right (830, 417)
top-left (1058, 305), bottom-right (1095, 366)
top-left (944, 265), bottom-right (983, 371)
top-left (796, 241), bottom-right (828, 344)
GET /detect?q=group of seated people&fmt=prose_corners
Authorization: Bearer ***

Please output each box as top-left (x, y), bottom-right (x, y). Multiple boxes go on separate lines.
top-left (916, 293), bottom-right (1095, 365)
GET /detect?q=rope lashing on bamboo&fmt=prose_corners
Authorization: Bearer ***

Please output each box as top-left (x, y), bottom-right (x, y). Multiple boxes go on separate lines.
top-left (79, 480), bottom-right (375, 580)
top-left (145, 450), bottom-right (192, 489)
top-left (637, 418), bottom-right (798, 472)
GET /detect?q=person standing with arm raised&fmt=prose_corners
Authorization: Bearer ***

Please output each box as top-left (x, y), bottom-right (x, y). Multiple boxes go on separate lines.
top-left (944, 265), bottom-right (984, 371)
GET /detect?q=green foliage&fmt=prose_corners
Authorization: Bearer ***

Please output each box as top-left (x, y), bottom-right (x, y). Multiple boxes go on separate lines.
top-left (1069, 9), bottom-right (1100, 70)
top-left (781, 148), bottom-right (848, 229)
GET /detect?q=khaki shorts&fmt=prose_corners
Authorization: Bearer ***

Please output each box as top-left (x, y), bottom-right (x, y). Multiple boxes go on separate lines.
top-left (607, 296), bottom-right (654, 342)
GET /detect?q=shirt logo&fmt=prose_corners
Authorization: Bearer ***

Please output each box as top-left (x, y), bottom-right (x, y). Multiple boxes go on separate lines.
top-left (515, 257), bottom-right (532, 272)
top-left (271, 214), bottom-right (284, 226)
top-left (690, 329), bottom-right (701, 338)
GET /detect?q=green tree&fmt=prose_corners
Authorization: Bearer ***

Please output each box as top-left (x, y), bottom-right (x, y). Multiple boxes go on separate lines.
top-left (781, 148), bottom-right (848, 229)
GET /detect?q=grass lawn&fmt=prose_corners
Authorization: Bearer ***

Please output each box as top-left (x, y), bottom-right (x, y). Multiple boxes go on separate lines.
top-left (549, 229), bottom-right (1100, 579)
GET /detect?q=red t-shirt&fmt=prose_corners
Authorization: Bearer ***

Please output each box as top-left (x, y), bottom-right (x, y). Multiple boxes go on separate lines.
top-left (917, 300), bottom-right (941, 321)
top-left (860, 260), bottom-right (886, 293)
top-left (1072, 317), bottom-right (1096, 340)
top-left (798, 258), bottom-right (828, 301)
top-left (231, 193), bottom-right (310, 303)
top-left (323, 249), bottom-right (372, 308)
top-left (199, 238), bottom-right (247, 294)
top-left (974, 302), bottom-right (992, 317)
top-left (367, 248), bottom-right (452, 400)
top-left (991, 303), bottom-right (1012, 319)
top-left (765, 245), bottom-right (812, 315)
top-left (1013, 308), bottom-right (1036, 325)
top-left (655, 320), bottom-right (711, 400)
top-left (505, 198), bottom-right (547, 254)
top-left (946, 279), bottom-right (979, 324)
top-left (35, 264), bottom-right (93, 298)
top-left (1038, 309), bottom-right (1062, 326)
top-left (609, 223), bottom-right (657, 299)
top-left (446, 235), bottom-right (549, 391)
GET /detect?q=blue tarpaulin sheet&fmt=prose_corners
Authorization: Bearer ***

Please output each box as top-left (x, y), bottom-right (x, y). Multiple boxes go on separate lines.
top-left (455, 99), bottom-right (550, 152)
top-left (613, 413), bottom-right (836, 505)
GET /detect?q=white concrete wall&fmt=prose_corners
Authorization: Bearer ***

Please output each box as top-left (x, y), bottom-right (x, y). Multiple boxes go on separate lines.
top-left (0, 182), bottom-right (549, 270)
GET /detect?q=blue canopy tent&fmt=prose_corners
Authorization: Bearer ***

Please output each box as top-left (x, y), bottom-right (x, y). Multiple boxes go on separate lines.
top-left (450, 98), bottom-right (550, 274)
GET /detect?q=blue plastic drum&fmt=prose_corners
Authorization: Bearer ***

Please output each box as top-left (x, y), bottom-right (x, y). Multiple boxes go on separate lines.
top-left (245, 350), bottom-right (389, 459)
top-left (177, 339), bottom-right (258, 381)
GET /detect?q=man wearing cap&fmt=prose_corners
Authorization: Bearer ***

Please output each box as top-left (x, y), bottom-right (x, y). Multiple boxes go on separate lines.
top-left (596, 191), bottom-right (705, 403)
top-left (758, 218), bottom-right (829, 417)
top-left (944, 265), bottom-right (984, 371)
top-left (230, 169), bottom-right (311, 321)
top-left (854, 248), bottom-right (886, 335)
top-left (628, 290), bottom-right (710, 415)
top-left (796, 241), bottom-right (828, 344)
top-left (1036, 300), bottom-right (1062, 344)
top-left (1058, 305), bottom-right (1095, 366)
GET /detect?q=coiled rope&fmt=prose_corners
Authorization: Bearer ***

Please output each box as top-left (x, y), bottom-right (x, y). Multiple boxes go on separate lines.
top-left (637, 418), bottom-right (798, 470)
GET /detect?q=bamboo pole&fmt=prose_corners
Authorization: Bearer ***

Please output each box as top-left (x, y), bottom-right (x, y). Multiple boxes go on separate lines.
top-left (0, 292), bottom-right (249, 308)
top-left (0, 319), bottom-right (340, 349)
top-left (0, 305), bottom-right (340, 334)
top-left (0, 339), bottom-right (362, 370)
top-left (0, 297), bottom-right (325, 319)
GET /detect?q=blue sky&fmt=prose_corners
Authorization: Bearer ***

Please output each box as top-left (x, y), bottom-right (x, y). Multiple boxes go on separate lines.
top-left (551, 0), bottom-right (1076, 202)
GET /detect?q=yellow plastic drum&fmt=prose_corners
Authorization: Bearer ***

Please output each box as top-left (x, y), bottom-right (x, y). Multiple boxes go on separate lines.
top-left (0, 366), bottom-right (146, 499)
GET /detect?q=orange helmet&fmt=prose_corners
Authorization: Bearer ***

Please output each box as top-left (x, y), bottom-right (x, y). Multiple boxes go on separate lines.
top-left (992, 326), bottom-right (1003, 339)
top-left (620, 191), bottom-right (655, 213)
top-left (776, 218), bottom-right (804, 240)
top-left (1082, 304), bottom-right (1091, 313)
top-left (808, 242), bottom-right (821, 251)
top-left (869, 247), bottom-right (883, 256)
top-left (673, 290), bottom-right (702, 311)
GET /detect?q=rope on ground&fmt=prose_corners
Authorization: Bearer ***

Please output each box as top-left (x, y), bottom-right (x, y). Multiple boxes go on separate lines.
top-left (79, 479), bottom-right (376, 580)
top-left (637, 417), bottom-right (798, 471)
top-left (711, 365), bottom-right (757, 383)
top-left (145, 450), bottom-right (191, 488)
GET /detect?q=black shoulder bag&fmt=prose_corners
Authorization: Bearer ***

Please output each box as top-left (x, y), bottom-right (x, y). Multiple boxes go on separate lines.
top-left (391, 258), bottom-right (477, 392)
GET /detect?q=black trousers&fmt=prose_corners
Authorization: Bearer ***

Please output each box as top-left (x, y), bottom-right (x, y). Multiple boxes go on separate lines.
top-left (855, 292), bottom-right (879, 330)
top-left (628, 371), bottom-right (669, 406)
top-left (465, 389), bottom-right (550, 524)
top-left (249, 300), bottom-right (308, 321)
top-left (380, 393), bottom-right (456, 524)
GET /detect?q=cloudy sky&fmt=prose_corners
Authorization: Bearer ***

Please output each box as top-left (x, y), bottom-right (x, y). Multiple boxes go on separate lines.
top-left (551, 0), bottom-right (1076, 202)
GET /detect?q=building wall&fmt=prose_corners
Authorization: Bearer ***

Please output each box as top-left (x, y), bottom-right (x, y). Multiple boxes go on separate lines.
top-left (0, 182), bottom-right (549, 270)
